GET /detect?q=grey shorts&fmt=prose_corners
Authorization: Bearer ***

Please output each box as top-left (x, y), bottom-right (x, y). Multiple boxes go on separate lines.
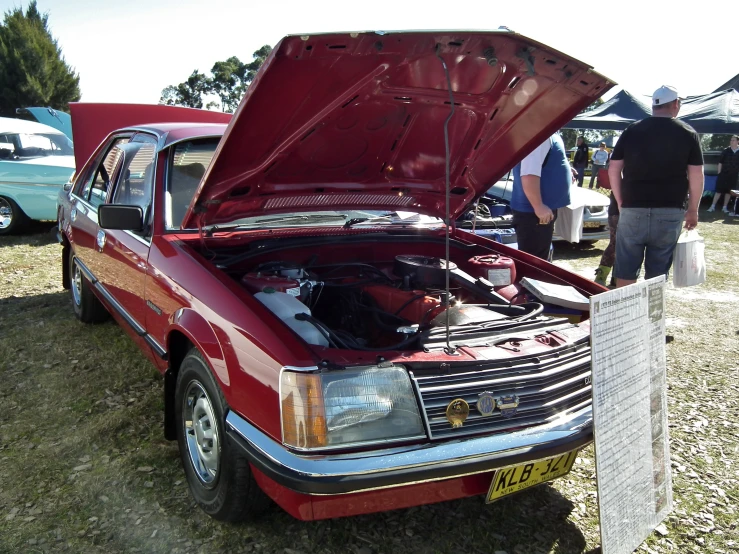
top-left (614, 207), bottom-right (684, 281)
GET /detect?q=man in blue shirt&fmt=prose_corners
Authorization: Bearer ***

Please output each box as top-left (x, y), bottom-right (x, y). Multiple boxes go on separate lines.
top-left (511, 133), bottom-right (573, 259)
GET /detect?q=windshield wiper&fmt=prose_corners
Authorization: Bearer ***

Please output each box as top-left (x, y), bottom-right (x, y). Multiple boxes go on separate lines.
top-left (204, 214), bottom-right (348, 234)
top-left (343, 214), bottom-right (394, 228)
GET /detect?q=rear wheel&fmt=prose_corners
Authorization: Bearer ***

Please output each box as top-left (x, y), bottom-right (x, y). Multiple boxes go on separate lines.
top-left (175, 348), bottom-right (270, 521)
top-left (0, 196), bottom-right (28, 235)
top-left (69, 253), bottom-right (109, 323)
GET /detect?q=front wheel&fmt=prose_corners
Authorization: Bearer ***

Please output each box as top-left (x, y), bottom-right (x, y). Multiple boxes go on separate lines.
top-left (175, 348), bottom-right (270, 521)
top-left (0, 196), bottom-right (28, 235)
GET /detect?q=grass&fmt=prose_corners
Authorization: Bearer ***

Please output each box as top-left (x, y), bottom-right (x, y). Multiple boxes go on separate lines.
top-left (0, 211), bottom-right (737, 554)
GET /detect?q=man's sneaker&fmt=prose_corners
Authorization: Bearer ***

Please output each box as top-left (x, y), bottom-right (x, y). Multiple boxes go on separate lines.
top-left (722, 206), bottom-right (730, 213)
top-left (707, 205), bottom-right (716, 212)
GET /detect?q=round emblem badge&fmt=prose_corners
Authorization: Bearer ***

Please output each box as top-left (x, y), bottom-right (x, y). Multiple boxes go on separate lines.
top-left (477, 392), bottom-right (496, 416)
top-left (446, 398), bottom-right (470, 428)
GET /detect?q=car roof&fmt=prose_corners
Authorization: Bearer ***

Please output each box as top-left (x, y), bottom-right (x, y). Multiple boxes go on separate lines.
top-left (124, 123), bottom-right (227, 150)
top-left (0, 116), bottom-right (67, 136)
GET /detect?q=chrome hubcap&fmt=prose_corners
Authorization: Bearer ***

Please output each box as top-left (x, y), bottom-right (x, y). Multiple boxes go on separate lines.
top-left (71, 261), bottom-right (82, 306)
top-left (184, 381), bottom-right (220, 486)
top-left (0, 198), bottom-right (12, 229)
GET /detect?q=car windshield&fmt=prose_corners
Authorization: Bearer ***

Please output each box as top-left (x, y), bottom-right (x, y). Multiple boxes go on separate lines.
top-left (0, 133), bottom-right (74, 160)
top-left (167, 138), bottom-right (444, 232)
top-left (202, 210), bottom-right (444, 233)
top-left (0, 131), bottom-right (73, 159)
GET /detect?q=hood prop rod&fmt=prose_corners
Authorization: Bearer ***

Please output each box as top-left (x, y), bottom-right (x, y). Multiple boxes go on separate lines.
top-left (436, 44), bottom-right (457, 356)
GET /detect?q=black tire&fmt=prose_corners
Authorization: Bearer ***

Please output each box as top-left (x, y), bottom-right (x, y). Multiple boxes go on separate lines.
top-left (0, 196), bottom-right (29, 235)
top-left (69, 253), bottom-right (110, 323)
top-left (175, 348), bottom-right (271, 521)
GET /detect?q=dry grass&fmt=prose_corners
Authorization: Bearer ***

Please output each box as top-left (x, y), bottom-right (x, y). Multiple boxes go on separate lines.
top-left (0, 212), bottom-right (737, 554)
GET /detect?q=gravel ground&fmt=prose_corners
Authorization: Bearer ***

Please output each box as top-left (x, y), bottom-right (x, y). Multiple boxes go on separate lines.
top-left (0, 213), bottom-right (737, 554)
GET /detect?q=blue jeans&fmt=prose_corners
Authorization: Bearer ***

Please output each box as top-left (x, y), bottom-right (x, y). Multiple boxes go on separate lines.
top-left (574, 164), bottom-right (586, 187)
top-left (614, 207), bottom-right (684, 280)
top-left (588, 165), bottom-right (605, 188)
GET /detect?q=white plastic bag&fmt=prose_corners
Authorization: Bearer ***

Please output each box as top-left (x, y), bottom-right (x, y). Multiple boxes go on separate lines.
top-left (555, 205), bottom-right (584, 243)
top-left (673, 230), bottom-right (706, 288)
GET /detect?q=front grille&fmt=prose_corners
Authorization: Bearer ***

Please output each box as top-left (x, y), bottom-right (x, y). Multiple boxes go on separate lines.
top-left (411, 342), bottom-right (592, 440)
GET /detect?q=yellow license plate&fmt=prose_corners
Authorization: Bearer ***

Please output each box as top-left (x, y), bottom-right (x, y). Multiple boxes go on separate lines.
top-left (486, 449), bottom-right (578, 502)
top-left (583, 221), bottom-right (603, 228)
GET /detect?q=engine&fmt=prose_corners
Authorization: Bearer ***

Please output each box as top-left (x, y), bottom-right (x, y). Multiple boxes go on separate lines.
top-left (241, 254), bottom-right (526, 350)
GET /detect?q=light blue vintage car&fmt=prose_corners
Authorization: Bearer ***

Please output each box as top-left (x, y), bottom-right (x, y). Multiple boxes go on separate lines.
top-left (0, 116), bottom-right (75, 234)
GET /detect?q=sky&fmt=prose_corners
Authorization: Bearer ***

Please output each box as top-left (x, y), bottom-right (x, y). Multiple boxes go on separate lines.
top-left (4, 0), bottom-right (735, 105)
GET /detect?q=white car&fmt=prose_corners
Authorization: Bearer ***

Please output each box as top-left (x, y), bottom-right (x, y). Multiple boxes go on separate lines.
top-left (486, 178), bottom-right (610, 243)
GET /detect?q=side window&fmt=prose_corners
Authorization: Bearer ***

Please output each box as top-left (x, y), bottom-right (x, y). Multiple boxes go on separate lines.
top-left (167, 138), bottom-right (219, 229)
top-left (77, 137), bottom-right (130, 203)
top-left (111, 143), bottom-right (156, 210)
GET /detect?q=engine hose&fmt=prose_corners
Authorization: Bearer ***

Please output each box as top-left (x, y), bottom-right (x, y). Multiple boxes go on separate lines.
top-left (296, 313), bottom-right (419, 351)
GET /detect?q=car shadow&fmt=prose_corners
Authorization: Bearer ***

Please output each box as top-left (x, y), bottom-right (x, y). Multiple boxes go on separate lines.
top-left (258, 483), bottom-right (590, 553)
top-left (0, 222), bottom-right (58, 248)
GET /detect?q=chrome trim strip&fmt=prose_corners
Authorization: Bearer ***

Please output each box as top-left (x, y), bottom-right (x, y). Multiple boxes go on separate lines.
top-left (225, 405), bottom-right (592, 494)
top-left (144, 335), bottom-right (168, 360)
top-left (74, 258), bottom-right (167, 360)
top-left (409, 370), bottom-right (433, 437)
top-left (281, 365), bottom-right (320, 372)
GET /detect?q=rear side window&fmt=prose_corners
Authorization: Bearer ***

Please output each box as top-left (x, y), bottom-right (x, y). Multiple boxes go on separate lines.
top-left (76, 137), bottom-right (130, 205)
top-left (166, 138), bottom-right (219, 229)
top-left (111, 143), bottom-right (156, 210)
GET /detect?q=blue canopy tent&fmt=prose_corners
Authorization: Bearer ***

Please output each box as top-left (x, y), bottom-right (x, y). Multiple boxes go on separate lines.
top-left (563, 90), bottom-right (651, 131)
top-left (678, 89), bottom-right (739, 134)
top-left (564, 88), bottom-right (739, 192)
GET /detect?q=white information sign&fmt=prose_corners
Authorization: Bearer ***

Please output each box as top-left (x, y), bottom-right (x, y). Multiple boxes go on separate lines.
top-left (590, 277), bottom-right (672, 554)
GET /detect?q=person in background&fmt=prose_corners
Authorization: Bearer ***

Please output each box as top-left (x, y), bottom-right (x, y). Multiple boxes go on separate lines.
top-left (588, 142), bottom-right (609, 189)
top-left (511, 132), bottom-right (574, 260)
top-left (594, 193), bottom-right (619, 287)
top-left (573, 136), bottom-right (589, 187)
top-left (608, 85), bottom-right (704, 288)
top-left (707, 135), bottom-right (739, 213)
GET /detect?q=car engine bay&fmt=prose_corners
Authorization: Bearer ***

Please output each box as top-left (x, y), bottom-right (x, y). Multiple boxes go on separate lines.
top-left (236, 250), bottom-right (569, 352)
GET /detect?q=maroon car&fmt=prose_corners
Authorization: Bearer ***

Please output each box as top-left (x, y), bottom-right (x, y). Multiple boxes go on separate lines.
top-left (57, 30), bottom-right (612, 522)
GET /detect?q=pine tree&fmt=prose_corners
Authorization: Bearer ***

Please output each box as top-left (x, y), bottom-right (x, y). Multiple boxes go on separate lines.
top-left (0, 1), bottom-right (81, 117)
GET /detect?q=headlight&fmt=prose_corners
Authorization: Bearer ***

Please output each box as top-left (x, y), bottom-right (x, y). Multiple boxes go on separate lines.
top-left (280, 365), bottom-right (425, 450)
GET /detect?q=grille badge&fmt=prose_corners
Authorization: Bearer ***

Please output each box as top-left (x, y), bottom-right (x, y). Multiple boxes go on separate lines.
top-left (496, 394), bottom-right (520, 418)
top-left (477, 392), bottom-right (496, 416)
top-left (445, 398), bottom-right (469, 428)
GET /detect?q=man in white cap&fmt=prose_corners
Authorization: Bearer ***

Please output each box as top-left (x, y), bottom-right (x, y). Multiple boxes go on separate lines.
top-left (607, 85), bottom-right (704, 288)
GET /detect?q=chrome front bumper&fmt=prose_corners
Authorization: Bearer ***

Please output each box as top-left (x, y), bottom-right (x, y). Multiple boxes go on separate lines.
top-left (225, 407), bottom-right (593, 495)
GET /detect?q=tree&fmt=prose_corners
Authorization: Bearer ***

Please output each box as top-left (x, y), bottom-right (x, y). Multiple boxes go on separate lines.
top-left (701, 134), bottom-right (732, 151)
top-left (159, 71), bottom-right (208, 109)
top-left (0, 1), bottom-right (80, 117)
top-left (159, 45), bottom-right (273, 112)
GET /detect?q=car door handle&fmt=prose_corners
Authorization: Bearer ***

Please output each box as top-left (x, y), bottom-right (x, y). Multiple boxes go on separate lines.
top-left (96, 229), bottom-right (107, 251)
top-left (70, 207), bottom-right (77, 222)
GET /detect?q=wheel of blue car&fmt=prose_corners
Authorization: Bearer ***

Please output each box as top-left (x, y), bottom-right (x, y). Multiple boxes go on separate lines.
top-left (69, 253), bottom-right (109, 323)
top-left (0, 196), bottom-right (28, 235)
top-left (175, 348), bottom-right (271, 521)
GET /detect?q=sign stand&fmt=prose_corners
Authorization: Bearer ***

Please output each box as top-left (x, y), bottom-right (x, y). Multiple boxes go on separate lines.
top-left (589, 276), bottom-right (672, 554)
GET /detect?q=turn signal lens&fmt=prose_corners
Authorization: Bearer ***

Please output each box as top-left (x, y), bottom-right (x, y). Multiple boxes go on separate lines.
top-left (280, 372), bottom-right (327, 449)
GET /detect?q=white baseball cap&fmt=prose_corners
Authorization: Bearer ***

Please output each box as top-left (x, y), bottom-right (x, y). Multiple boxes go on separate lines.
top-left (652, 85), bottom-right (680, 106)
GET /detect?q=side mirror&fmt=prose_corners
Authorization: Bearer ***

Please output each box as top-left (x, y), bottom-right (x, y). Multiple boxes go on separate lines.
top-left (98, 204), bottom-right (143, 231)
top-left (63, 182), bottom-right (72, 192)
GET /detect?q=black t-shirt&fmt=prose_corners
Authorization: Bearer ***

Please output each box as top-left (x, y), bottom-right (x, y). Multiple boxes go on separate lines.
top-left (573, 144), bottom-right (589, 166)
top-left (611, 117), bottom-right (703, 209)
top-left (719, 147), bottom-right (739, 174)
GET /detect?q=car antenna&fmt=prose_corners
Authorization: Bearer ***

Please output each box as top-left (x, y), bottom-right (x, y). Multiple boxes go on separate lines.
top-left (435, 44), bottom-right (457, 356)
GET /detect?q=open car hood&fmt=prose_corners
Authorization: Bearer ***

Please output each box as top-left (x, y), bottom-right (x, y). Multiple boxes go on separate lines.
top-left (183, 30), bottom-right (613, 228)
